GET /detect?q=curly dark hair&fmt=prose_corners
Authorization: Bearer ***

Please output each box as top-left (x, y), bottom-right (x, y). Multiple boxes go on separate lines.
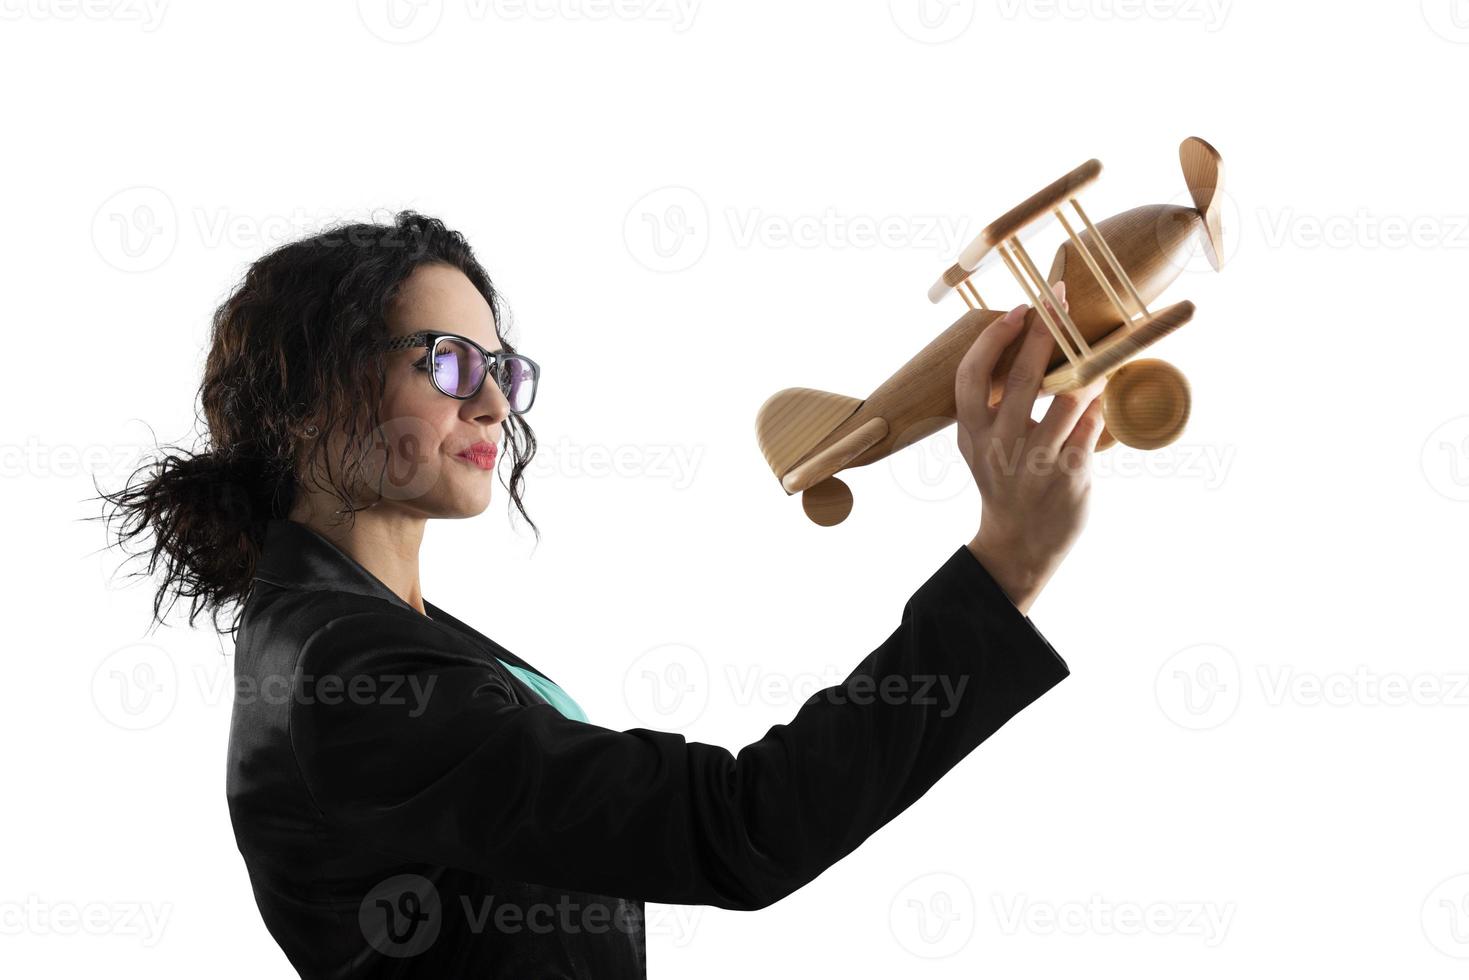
top-left (88, 210), bottom-right (540, 637)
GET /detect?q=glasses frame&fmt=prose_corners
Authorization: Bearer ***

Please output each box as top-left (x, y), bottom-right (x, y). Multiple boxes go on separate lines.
top-left (378, 330), bottom-right (541, 414)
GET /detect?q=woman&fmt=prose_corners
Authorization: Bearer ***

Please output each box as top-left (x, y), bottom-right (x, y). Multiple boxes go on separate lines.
top-left (98, 211), bottom-right (1104, 978)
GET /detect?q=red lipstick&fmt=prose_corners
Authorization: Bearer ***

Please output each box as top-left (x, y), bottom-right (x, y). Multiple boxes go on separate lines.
top-left (456, 441), bottom-right (497, 470)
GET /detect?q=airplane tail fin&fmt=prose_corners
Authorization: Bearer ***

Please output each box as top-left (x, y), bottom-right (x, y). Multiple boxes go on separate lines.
top-left (755, 387), bottom-right (863, 489)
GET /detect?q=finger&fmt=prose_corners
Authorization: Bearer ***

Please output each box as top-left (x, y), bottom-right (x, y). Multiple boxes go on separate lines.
top-left (1048, 279), bottom-right (1067, 314)
top-left (1062, 385), bottom-right (1107, 455)
top-left (994, 305), bottom-right (1060, 439)
top-left (1034, 279), bottom-right (1066, 324)
top-left (1034, 374), bottom-right (1106, 454)
top-left (955, 303), bottom-right (1029, 430)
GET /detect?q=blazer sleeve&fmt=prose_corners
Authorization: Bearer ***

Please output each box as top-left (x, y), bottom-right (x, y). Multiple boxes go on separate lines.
top-left (289, 544), bottom-right (1070, 911)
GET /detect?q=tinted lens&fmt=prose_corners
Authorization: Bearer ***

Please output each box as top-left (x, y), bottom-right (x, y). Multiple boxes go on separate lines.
top-left (432, 338), bottom-right (486, 397)
top-left (496, 355), bottom-right (537, 413)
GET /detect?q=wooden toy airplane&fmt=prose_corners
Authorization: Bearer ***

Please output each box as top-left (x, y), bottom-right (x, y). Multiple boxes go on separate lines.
top-left (756, 136), bottom-right (1226, 526)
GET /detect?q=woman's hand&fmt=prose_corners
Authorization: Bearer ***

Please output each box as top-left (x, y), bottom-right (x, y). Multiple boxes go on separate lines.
top-left (954, 281), bottom-right (1106, 614)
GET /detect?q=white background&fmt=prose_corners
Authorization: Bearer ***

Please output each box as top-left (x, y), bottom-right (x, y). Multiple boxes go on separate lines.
top-left (4, 0), bottom-right (1467, 976)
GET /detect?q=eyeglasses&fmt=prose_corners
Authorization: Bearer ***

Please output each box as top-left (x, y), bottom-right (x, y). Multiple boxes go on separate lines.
top-left (377, 331), bottom-right (540, 414)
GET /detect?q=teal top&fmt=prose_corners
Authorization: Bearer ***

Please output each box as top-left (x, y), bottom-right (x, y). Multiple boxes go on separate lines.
top-left (495, 659), bottom-right (590, 723)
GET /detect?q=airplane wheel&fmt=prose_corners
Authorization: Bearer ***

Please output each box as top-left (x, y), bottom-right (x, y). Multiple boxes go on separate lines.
top-left (802, 477), bottom-right (852, 526)
top-left (1102, 359), bottom-right (1190, 450)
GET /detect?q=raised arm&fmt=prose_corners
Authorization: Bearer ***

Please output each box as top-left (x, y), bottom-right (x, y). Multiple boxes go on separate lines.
top-left (290, 542), bottom-right (1067, 911)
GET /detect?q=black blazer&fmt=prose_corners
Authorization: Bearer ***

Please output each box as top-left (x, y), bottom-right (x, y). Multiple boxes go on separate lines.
top-left (226, 517), bottom-right (1069, 978)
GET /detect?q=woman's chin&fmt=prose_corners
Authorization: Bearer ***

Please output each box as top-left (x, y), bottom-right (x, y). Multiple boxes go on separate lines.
top-left (443, 484), bottom-right (494, 518)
